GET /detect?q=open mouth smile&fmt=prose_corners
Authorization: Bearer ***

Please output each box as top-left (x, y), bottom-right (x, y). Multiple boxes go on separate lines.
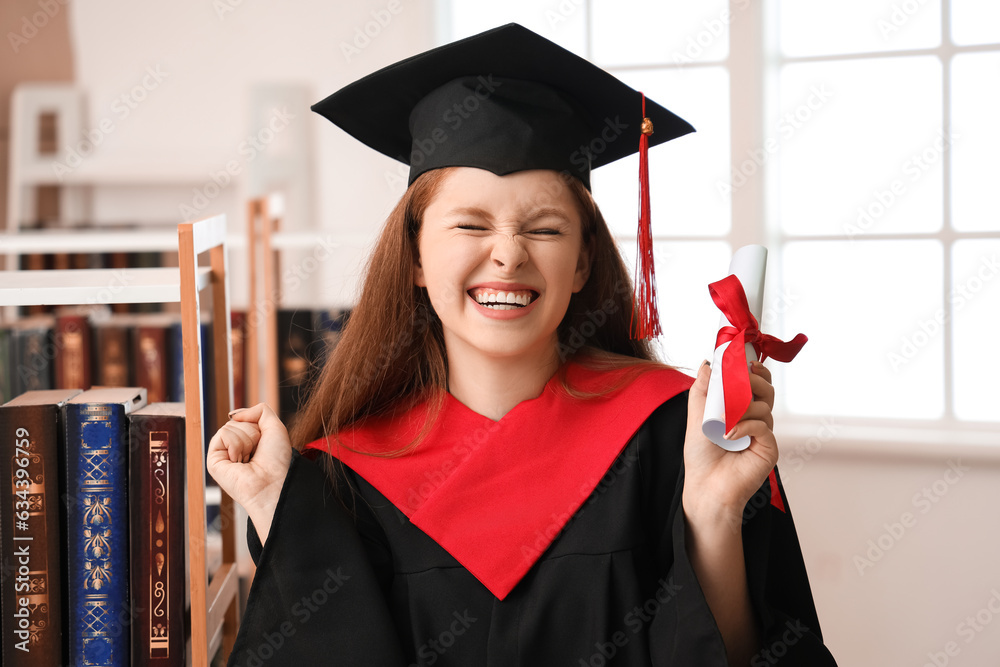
top-left (467, 287), bottom-right (539, 310)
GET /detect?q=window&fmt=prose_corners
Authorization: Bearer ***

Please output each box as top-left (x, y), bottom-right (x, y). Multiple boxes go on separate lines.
top-left (772, 0), bottom-right (999, 426)
top-left (441, 0), bottom-right (1000, 432)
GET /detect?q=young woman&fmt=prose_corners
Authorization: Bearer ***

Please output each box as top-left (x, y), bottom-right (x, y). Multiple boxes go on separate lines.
top-left (209, 24), bottom-right (837, 667)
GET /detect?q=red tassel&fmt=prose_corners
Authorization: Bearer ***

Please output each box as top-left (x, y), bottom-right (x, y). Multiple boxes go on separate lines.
top-left (631, 93), bottom-right (661, 340)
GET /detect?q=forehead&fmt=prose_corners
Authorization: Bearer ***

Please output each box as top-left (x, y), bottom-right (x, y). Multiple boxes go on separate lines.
top-left (426, 167), bottom-right (582, 220)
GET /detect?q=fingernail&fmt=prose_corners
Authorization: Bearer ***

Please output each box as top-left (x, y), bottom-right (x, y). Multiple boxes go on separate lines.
top-left (228, 408), bottom-right (244, 418)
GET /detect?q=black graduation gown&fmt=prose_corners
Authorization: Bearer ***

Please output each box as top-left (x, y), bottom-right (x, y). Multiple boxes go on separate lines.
top-left (228, 393), bottom-right (837, 666)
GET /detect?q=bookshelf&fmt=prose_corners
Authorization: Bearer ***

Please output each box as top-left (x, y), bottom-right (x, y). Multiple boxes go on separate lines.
top-left (244, 194), bottom-right (363, 415)
top-left (0, 215), bottom-right (240, 664)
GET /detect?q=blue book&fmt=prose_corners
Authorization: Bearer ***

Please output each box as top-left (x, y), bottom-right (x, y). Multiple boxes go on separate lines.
top-left (63, 387), bottom-right (147, 666)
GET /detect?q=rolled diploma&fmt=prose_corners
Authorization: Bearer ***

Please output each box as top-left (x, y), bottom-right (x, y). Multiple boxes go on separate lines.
top-left (702, 244), bottom-right (768, 452)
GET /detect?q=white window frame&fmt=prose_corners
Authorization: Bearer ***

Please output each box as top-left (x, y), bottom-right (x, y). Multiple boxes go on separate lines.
top-left (435, 0), bottom-right (1000, 456)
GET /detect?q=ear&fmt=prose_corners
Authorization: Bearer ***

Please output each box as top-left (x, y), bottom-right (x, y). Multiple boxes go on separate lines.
top-left (572, 238), bottom-right (592, 293)
top-left (413, 254), bottom-right (426, 287)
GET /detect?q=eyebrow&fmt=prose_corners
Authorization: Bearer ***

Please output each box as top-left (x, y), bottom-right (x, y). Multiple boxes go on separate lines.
top-left (443, 206), bottom-right (573, 225)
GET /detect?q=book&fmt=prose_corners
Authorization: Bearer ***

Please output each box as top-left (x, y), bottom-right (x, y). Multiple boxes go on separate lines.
top-left (53, 307), bottom-right (93, 390)
top-left (63, 387), bottom-right (147, 665)
top-left (9, 315), bottom-right (55, 395)
top-left (0, 388), bottom-right (81, 666)
top-left (129, 403), bottom-right (187, 665)
top-left (134, 313), bottom-right (180, 405)
top-left (93, 316), bottom-right (133, 387)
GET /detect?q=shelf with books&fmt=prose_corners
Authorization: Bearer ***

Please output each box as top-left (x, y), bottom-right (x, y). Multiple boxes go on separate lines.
top-left (0, 214), bottom-right (240, 665)
top-left (244, 195), bottom-right (353, 426)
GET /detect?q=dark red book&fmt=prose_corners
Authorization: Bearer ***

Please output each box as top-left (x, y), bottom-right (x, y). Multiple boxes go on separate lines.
top-left (53, 308), bottom-right (92, 390)
top-left (0, 388), bottom-right (81, 665)
top-left (134, 313), bottom-right (179, 405)
top-left (128, 403), bottom-right (187, 665)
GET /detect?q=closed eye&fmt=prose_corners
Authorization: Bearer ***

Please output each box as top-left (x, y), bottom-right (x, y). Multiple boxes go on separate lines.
top-left (528, 229), bottom-right (561, 236)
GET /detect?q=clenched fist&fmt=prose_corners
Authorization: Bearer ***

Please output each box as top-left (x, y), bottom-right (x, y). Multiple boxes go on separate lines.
top-left (207, 402), bottom-right (292, 543)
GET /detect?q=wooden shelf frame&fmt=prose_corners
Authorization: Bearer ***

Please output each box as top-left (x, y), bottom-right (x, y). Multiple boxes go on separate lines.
top-left (0, 214), bottom-right (240, 663)
top-left (245, 195), bottom-right (282, 412)
top-left (179, 215), bottom-right (240, 663)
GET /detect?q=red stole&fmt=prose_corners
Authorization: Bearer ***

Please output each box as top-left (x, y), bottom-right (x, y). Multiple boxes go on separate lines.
top-left (305, 362), bottom-right (692, 599)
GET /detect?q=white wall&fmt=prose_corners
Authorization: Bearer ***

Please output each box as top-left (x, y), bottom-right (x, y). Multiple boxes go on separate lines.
top-left (781, 430), bottom-right (1000, 666)
top-left (68, 0), bottom-right (436, 307)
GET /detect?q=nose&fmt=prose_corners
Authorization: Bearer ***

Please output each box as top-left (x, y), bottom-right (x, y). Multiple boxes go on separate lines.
top-left (490, 232), bottom-right (528, 271)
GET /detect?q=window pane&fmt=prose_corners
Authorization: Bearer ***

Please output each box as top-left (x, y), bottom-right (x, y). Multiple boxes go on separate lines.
top-left (952, 240), bottom-right (1000, 421)
top-left (591, 0), bottom-right (729, 66)
top-left (592, 67), bottom-right (730, 237)
top-left (778, 0), bottom-right (941, 57)
top-left (952, 0), bottom-right (1000, 46)
top-left (448, 0), bottom-right (586, 56)
top-left (951, 52), bottom-right (1000, 232)
top-left (775, 57), bottom-right (943, 236)
top-left (616, 240), bottom-right (731, 369)
top-left (779, 240), bottom-right (944, 419)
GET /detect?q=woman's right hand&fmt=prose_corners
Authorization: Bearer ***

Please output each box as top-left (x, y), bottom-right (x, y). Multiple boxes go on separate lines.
top-left (207, 402), bottom-right (292, 544)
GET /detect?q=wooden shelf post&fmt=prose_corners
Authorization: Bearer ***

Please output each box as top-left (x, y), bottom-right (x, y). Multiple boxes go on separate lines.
top-left (178, 214), bottom-right (240, 663)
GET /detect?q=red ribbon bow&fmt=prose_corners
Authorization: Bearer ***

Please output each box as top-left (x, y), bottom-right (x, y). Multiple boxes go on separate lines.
top-left (708, 273), bottom-right (808, 513)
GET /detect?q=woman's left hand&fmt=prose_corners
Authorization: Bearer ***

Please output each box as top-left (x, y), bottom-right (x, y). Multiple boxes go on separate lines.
top-left (682, 360), bottom-right (779, 528)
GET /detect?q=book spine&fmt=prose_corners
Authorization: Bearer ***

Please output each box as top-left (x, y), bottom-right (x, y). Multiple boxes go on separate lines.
top-left (0, 405), bottom-right (64, 665)
top-left (55, 314), bottom-right (92, 390)
top-left (63, 403), bottom-right (130, 665)
top-left (135, 327), bottom-right (170, 404)
top-left (129, 413), bottom-right (185, 665)
top-left (95, 326), bottom-right (131, 388)
top-left (12, 329), bottom-right (53, 395)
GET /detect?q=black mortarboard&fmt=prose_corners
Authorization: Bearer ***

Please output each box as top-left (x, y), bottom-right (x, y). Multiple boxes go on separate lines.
top-left (311, 23), bottom-right (694, 191)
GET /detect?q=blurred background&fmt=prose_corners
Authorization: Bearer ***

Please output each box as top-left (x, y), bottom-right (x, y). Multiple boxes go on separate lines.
top-left (2, 1), bottom-right (998, 664)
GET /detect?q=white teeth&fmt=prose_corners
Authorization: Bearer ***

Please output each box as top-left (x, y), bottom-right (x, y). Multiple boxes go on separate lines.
top-left (472, 288), bottom-right (534, 308)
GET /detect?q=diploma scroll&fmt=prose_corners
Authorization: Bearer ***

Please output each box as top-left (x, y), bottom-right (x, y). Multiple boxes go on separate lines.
top-left (702, 245), bottom-right (767, 452)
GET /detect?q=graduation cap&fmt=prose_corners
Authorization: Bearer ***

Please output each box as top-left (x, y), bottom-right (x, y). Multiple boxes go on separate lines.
top-left (311, 23), bottom-right (695, 339)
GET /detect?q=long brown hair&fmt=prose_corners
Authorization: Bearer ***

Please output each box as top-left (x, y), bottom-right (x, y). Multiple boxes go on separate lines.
top-left (289, 168), bottom-right (668, 455)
